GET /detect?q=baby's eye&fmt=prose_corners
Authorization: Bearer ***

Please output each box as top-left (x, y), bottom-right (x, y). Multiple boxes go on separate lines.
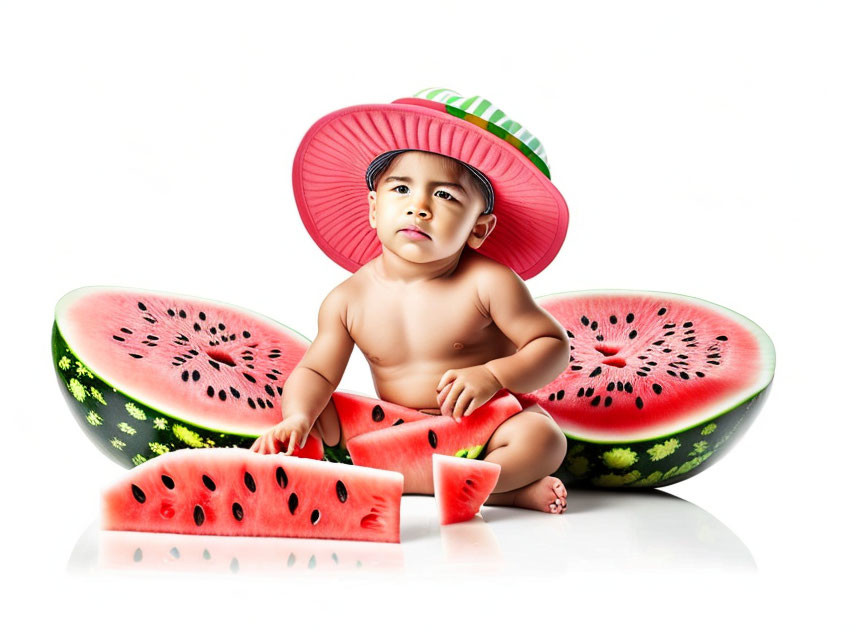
top-left (435, 190), bottom-right (455, 200)
top-left (393, 185), bottom-right (409, 194)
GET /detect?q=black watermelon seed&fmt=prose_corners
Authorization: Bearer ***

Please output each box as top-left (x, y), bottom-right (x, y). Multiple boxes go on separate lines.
top-left (248, 398), bottom-right (256, 409)
top-left (210, 327), bottom-right (217, 335)
top-left (636, 397), bottom-right (644, 409)
top-left (264, 385), bottom-right (275, 397)
top-left (581, 316), bottom-right (589, 326)
top-left (572, 365), bottom-right (582, 371)
top-left (199, 312), bottom-right (206, 321)
top-left (629, 330), bottom-right (637, 339)
top-left (585, 387), bottom-right (594, 397)
top-left (696, 371), bottom-right (705, 377)
top-left (617, 381), bottom-right (623, 391)
top-left (244, 472), bottom-right (256, 493)
top-left (653, 340), bottom-right (664, 345)
top-left (393, 418), bottom-right (405, 426)
top-left (590, 396), bottom-right (601, 407)
top-left (288, 493), bottom-right (298, 514)
top-left (589, 366), bottom-right (602, 377)
top-left (266, 373), bottom-right (278, 381)
top-left (121, 328), bottom-right (133, 334)
top-left (243, 331), bottom-right (251, 338)
top-left (232, 503), bottom-right (243, 521)
top-left (663, 348), bottom-right (672, 353)
top-left (678, 354), bottom-right (688, 359)
top-left (682, 337), bottom-right (696, 342)
top-left (556, 389), bottom-right (565, 400)
top-left (625, 382), bottom-right (633, 393)
top-left (131, 484), bottom-right (146, 503)
top-left (133, 548), bottom-right (143, 562)
top-left (138, 302), bottom-right (147, 311)
top-left (669, 363), bottom-right (679, 368)
top-left (652, 383), bottom-right (663, 394)
top-left (311, 510), bottom-right (321, 525)
top-left (242, 356), bottom-right (253, 361)
top-left (129, 353), bottom-right (143, 359)
top-left (604, 397), bottom-right (612, 407)
top-left (638, 355), bottom-right (647, 359)
top-left (257, 398), bottom-right (266, 409)
top-left (680, 372), bottom-right (690, 380)
top-left (667, 370), bottom-right (678, 377)
top-left (590, 321), bottom-right (598, 331)
top-left (243, 373), bottom-right (256, 383)
top-left (208, 360), bottom-right (220, 370)
top-left (192, 370), bottom-right (200, 381)
top-left (230, 387), bottom-right (240, 398)
top-left (597, 335), bottom-right (604, 341)
top-left (276, 467), bottom-right (288, 489)
top-left (647, 361), bottom-right (657, 366)
top-left (144, 316), bottom-right (156, 324)
top-left (567, 330), bottom-right (575, 338)
top-left (181, 371), bottom-right (189, 382)
top-left (219, 390), bottom-right (227, 401)
top-left (683, 322), bottom-right (693, 328)
top-left (707, 361), bottom-right (719, 365)
top-left (658, 308), bottom-right (667, 316)
top-left (664, 324), bottom-right (676, 329)
top-left (636, 371), bottom-right (647, 377)
top-left (273, 386), bottom-right (280, 394)
top-left (465, 479), bottom-right (474, 486)
top-left (610, 315), bottom-right (618, 324)
top-left (147, 334), bottom-right (158, 340)
top-left (717, 336), bottom-right (728, 341)
top-left (178, 310), bottom-right (186, 318)
top-left (266, 399), bottom-right (273, 408)
top-left (207, 386), bottom-right (215, 398)
top-left (664, 331), bottom-right (675, 336)
top-left (193, 323), bottom-right (201, 332)
top-left (230, 334), bottom-right (236, 341)
top-left (113, 335), bottom-right (125, 342)
top-left (606, 382), bottom-right (615, 392)
top-left (202, 474), bottom-right (216, 491)
top-left (577, 388), bottom-right (584, 397)
top-left (372, 405), bottom-right (385, 422)
top-left (167, 309), bottom-right (175, 316)
top-left (428, 429), bottom-right (438, 449)
top-left (218, 323), bottom-right (225, 331)
top-left (161, 475), bottom-right (175, 489)
top-left (336, 480), bottom-right (348, 503)
top-left (193, 505), bottom-right (205, 526)
top-left (626, 313), bottom-right (635, 323)
top-left (268, 353), bottom-right (280, 358)
top-left (640, 367), bottom-right (650, 372)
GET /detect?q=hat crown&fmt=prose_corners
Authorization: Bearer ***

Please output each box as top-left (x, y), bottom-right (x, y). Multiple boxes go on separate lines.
top-left (405, 87), bottom-right (551, 179)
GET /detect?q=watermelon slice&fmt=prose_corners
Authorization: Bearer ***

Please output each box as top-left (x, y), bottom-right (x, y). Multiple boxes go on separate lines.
top-left (102, 448), bottom-right (404, 543)
top-left (346, 391), bottom-right (522, 493)
top-left (432, 454), bottom-right (501, 525)
top-left (330, 391), bottom-right (429, 442)
top-left (52, 286), bottom-right (322, 467)
top-left (514, 290), bottom-right (775, 488)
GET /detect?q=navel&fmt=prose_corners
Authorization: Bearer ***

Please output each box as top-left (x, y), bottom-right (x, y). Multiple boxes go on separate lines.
top-left (453, 342), bottom-right (464, 350)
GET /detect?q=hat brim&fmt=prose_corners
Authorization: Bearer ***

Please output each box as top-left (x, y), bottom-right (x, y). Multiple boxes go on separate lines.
top-left (292, 102), bottom-right (568, 280)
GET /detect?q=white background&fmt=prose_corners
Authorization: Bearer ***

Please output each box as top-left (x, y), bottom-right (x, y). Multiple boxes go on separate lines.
top-left (2, 0), bottom-right (861, 636)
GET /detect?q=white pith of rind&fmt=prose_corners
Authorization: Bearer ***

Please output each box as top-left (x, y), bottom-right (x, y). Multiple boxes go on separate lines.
top-left (104, 447), bottom-right (405, 493)
top-left (535, 289), bottom-right (776, 443)
top-left (55, 285), bottom-right (313, 435)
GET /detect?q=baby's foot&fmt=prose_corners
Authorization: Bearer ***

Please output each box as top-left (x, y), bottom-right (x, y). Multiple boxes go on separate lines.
top-left (485, 476), bottom-right (568, 514)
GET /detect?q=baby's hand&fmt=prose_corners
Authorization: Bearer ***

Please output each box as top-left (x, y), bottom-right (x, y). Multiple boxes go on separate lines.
top-left (436, 364), bottom-right (504, 420)
top-left (250, 414), bottom-right (312, 456)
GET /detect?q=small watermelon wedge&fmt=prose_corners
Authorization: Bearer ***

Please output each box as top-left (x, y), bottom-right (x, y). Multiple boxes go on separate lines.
top-left (346, 391), bottom-right (522, 493)
top-left (102, 448), bottom-right (404, 543)
top-left (432, 454), bottom-right (501, 525)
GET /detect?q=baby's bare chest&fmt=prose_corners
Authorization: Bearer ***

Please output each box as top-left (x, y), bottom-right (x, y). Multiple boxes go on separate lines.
top-left (347, 284), bottom-right (506, 366)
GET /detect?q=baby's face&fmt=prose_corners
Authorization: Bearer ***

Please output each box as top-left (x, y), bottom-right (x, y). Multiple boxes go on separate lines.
top-left (368, 151), bottom-right (496, 263)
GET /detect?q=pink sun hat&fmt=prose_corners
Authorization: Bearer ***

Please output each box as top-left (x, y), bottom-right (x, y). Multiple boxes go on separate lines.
top-left (292, 87), bottom-right (569, 280)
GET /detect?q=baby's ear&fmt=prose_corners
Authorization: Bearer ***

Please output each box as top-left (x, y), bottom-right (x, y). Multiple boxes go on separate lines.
top-left (367, 191), bottom-right (377, 229)
top-left (467, 213), bottom-right (496, 250)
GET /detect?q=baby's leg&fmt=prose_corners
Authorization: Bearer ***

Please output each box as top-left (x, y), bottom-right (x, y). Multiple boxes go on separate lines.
top-left (312, 396), bottom-right (343, 447)
top-left (482, 405), bottom-right (569, 514)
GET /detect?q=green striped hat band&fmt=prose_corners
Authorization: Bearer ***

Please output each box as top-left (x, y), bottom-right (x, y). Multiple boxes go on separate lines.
top-left (365, 149), bottom-right (495, 215)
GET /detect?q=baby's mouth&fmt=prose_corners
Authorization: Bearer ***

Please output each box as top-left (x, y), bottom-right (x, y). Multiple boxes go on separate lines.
top-left (399, 227), bottom-right (431, 239)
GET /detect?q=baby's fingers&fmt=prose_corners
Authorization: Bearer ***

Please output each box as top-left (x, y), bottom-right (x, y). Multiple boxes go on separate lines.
top-left (451, 391), bottom-right (474, 420)
top-left (285, 431), bottom-right (298, 456)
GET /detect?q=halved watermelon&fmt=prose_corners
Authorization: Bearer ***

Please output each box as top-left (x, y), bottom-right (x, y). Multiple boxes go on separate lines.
top-left (514, 290), bottom-right (775, 488)
top-left (432, 454), bottom-right (501, 525)
top-left (346, 391), bottom-right (522, 493)
top-left (102, 448), bottom-right (404, 543)
top-left (52, 286), bottom-right (321, 467)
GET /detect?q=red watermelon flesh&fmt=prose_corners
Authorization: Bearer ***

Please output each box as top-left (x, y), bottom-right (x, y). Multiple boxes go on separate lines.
top-left (53, 286), bottom-right (323, 464)
top-left (346, 391), bottom-right (522, 493)
top-left (515, 290), bottom-right (776, 442)
top-left (432, 454), bottom-right (501, 525)
top-left (330, 391), bottom-right (429, 442)
top-left (102, 448), bottom-right (404, 543)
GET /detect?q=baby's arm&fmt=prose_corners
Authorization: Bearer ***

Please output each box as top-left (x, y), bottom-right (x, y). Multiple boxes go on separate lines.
top-left (251, 286), bottom-right (354, 455)
top-left (437, 264), bottom-right (570, 418)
